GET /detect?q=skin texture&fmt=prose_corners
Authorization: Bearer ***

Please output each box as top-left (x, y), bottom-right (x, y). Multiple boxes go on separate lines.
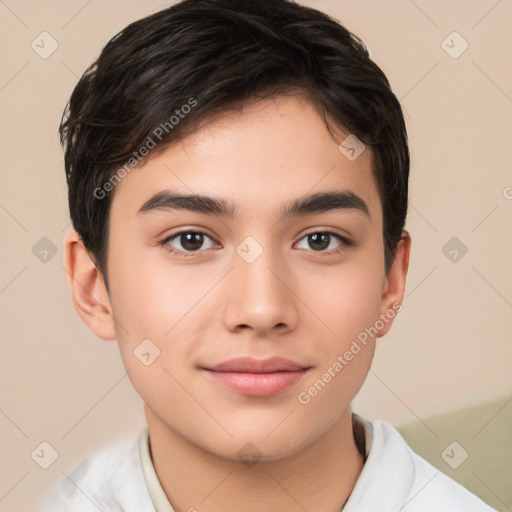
top-left (64, 95), bottom-right (410, 512)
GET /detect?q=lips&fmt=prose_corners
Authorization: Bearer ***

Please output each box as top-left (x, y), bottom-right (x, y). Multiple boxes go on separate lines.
top-left (202, 357), bottom-right (311, 396)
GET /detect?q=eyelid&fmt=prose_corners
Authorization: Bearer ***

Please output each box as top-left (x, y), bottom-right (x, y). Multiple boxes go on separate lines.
top-left (294, 231), bottom-right (351, 252)
top-left (303, 228), bottom-right (351, 240)
top-left (161, 228), bottom-right (215, 243)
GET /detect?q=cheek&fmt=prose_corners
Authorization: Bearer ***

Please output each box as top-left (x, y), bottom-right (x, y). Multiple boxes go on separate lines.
top-left (295, 265), bottom-right (382, 418)
top-left (107, 249), bottom-right (213, 391)
top-left (300, 256), bottom-right (384, 350)
top-left (108, 244), bottom-right (201, 336)
top-left (295, 246), bottom-right (383, 417)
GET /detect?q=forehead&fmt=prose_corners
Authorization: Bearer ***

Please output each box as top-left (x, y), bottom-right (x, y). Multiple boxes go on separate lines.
top-left (110, 95), bottom-right (381, 224)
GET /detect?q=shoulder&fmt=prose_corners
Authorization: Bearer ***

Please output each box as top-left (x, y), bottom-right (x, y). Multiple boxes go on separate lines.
top-left (39, 432), bottom-right (155, 512)
top-left (376, 419), bottom-right (497, 512)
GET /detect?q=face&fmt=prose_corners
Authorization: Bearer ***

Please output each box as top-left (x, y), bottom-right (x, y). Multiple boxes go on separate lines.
top-left (94, 95), bottom-right (406, 460)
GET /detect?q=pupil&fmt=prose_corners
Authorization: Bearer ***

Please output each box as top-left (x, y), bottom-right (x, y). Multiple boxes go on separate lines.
top-left (182, 232), bottom-right (203, 251)
top-left (309, 233), bottom-right (329, 251)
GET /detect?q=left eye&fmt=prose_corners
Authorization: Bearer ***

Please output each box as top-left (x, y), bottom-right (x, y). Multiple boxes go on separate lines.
top-left (295, 232), bottom-right (348, 253)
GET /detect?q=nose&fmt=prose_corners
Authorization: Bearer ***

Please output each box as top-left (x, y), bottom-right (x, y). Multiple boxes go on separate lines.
top-left (222, 242), bottom-right (299, 337)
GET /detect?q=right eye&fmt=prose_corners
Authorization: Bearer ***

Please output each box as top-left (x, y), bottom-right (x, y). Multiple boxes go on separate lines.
top-left (161, 230), bottom-right (219, 256)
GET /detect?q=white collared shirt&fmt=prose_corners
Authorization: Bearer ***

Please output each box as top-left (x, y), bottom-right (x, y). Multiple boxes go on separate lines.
top-left (40, 413), bottom-right (497, 511)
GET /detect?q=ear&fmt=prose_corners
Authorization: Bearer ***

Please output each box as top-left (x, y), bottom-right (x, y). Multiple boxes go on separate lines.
top-left (63, 230), bottom-right (116, 341)
top-left (376, 230), bottom-right (411, 338)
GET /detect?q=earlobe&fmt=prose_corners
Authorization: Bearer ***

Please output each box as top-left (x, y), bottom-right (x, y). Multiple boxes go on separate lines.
top-left (376, 230), bottom-right (411, 338)
top-left (63, 230), bottom-right (117, 341)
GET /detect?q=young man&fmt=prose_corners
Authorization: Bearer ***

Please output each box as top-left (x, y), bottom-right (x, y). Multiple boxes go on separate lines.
top-left (42, 0), bottom-right (497, 510)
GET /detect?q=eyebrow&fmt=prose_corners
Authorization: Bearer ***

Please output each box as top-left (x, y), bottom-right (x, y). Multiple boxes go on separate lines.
top-left (137, 189), bottom-right (370, 220)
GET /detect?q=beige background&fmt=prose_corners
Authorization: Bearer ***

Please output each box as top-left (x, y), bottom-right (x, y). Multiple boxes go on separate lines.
top-left (1, 0), bottom-right (511, 511)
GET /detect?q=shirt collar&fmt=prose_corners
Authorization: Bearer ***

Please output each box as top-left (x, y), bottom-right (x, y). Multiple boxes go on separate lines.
top-left (139, 427), bottom-right (175, 512)
top-left (344, 417), bottom-right (416, 512)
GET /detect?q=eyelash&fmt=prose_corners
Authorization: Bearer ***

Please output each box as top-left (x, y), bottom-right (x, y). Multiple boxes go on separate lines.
top-left (160, 230), bottom-right (351, 257)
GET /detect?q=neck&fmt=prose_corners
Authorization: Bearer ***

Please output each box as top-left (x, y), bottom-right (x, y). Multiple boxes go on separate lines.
top-left (145, 406), bottom-right (364, 512)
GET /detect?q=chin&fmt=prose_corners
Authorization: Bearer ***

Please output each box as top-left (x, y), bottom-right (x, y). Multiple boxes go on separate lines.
top-left (200, 422), bottom-right (318, 463)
